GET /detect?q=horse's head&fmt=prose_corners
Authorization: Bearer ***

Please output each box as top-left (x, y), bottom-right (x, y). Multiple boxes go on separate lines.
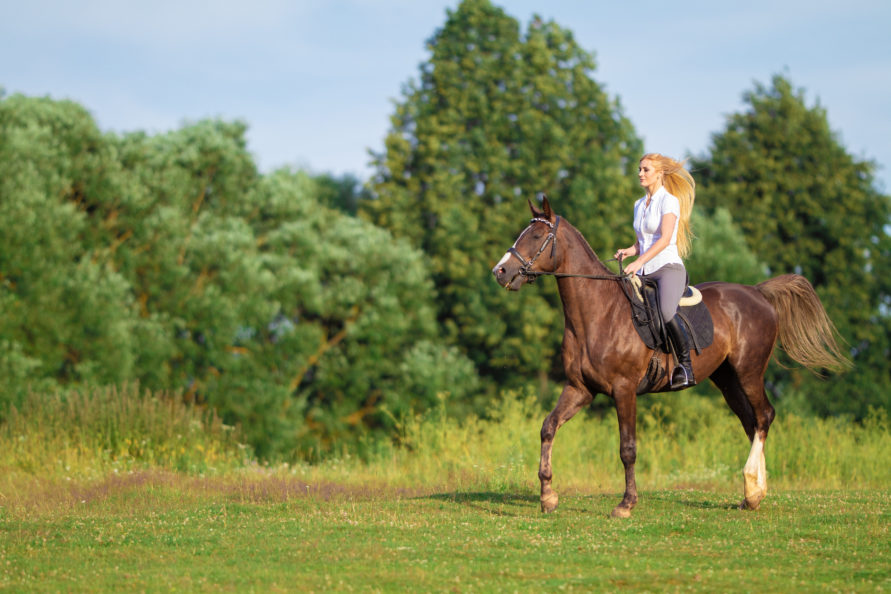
top-left (492, 195), bottom-right (561, 291)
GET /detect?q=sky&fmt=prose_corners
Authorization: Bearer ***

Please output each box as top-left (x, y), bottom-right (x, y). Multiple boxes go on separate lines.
top-left (2, 0), bottom-right (890, 192)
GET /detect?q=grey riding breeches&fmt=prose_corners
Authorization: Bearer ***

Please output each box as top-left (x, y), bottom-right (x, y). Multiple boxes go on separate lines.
top-left (640, 263), bottom-right (687, 322)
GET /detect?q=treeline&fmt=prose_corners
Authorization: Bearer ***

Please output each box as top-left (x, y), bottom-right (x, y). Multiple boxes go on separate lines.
top-left (2, 0), bottom-right (889, 460)
top-left (0, 101), bottom-right (478, 459)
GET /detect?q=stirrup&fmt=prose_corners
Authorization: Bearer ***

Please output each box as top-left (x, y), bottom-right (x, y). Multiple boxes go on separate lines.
top-left (670, 366), bottom-right (695, 389)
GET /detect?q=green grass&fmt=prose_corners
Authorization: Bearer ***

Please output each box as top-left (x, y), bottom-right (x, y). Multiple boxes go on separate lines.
top-left (1, 386), bottom-right (889, 591)
top-left (1, 475), bottom-right (888, 592)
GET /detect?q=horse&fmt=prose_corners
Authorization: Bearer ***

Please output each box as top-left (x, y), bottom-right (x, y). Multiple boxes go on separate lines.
top-left (491, 196), bottom-right (849, 518)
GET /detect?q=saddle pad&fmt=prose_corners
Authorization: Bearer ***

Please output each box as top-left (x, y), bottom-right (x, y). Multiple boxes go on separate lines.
top-left (676, 300), bottom-right (714, 354)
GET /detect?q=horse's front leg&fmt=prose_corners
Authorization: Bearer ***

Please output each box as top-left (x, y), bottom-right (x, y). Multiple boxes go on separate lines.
top-left (539, 384), bottom-right (592, 513)
top-left (611, 390), bottom-right (638, 518)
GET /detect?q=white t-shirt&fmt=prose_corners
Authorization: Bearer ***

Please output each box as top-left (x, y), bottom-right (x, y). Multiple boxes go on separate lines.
top-left (633, 186), bottom-right (683, 275)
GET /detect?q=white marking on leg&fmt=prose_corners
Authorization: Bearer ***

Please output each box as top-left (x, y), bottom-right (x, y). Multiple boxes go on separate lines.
top-left (744, 433), bottom-right (764, 478)
top-left (759, 449), bottom-right (767, 493)
top-left (743, 432), bottom-right (767, 508)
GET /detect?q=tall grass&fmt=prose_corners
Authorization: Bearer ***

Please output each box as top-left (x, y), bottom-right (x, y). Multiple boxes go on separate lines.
top-left (0, 384), bottom-right (248, 480)
top-left (279, 389), bottom-right (891, 497)
top-left (1, 385), bottom-right (888, 496)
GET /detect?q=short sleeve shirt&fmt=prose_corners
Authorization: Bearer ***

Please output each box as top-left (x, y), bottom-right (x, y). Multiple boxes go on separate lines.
top-left (633, 186), bottom-right (683, 275)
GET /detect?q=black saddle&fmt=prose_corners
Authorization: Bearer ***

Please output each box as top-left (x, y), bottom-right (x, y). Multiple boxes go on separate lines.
top-left (619, 274), bottom-right (714, 356)
top-left (619, 274), bottom-right (714, 394)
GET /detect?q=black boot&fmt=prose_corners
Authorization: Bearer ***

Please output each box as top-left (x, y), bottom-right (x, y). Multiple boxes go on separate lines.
top-left (665, 316), bottom-right (696, 389)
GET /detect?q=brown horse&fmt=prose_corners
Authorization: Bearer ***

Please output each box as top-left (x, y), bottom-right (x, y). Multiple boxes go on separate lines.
top-left (492, 196), bottom-right (849, 517)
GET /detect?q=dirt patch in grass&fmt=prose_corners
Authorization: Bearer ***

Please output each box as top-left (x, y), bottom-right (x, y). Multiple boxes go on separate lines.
top-left (0, 470), bottom-right (437, 515)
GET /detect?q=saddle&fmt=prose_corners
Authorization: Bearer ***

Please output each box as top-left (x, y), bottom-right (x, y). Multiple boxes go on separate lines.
top-left (619, 274), bottom-right (714, 393)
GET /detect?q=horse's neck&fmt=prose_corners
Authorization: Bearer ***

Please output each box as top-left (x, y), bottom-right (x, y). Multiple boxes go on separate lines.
top-left (555, 228), bottom-right (624, 327)
top-left (555, 224), bottom-right (614, 279)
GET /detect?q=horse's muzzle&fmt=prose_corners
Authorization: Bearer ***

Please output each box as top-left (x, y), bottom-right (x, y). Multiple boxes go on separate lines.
top-left (492, 261), bottom-right (523, 291)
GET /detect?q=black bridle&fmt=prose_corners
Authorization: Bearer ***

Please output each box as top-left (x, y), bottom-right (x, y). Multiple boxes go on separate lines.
top-left (508, 216), bottom-right (626, 283)
top-left (507, 217), bottom-right (561, 281)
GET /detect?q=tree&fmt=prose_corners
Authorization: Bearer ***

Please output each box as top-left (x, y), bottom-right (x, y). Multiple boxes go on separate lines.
top-left (239, 169), bottom-right (480, 456)
top-left (313, 172), bottom-right (368, 216)
top-left (685, 208), bottom-right (766, 286)
top-left (364, 0), bottom-right (643, 393)
top-left (0, 94), bottom-right (480, 458)
top-left (0, 95), bottom-right (140, 397)
top-left (691, 75), bottom-right (891, 417)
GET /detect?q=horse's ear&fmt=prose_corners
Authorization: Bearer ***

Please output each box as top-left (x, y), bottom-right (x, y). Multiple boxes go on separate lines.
top-left (540, 194), bottom-right (554, 219)
top-left (528, 193), bottom-right (553, 219)
top-left (528, 197), bottom-right (544, 218)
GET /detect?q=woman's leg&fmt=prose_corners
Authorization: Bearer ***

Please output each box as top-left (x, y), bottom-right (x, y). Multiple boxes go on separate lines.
top-left (649, 264), bottom-right (687, 322)
top-left (651, 264), bottom-right (695, 388)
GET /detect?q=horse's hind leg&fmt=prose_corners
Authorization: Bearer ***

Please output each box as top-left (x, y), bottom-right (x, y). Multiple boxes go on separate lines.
top-left (711, 362), bottom-right (775, 510)
top-left (539, 384), bottom-right (592, 513)
top-left (742, 427), bottom-right (769, 510)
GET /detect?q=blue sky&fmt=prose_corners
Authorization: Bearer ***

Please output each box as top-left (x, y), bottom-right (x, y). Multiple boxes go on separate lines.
top-left (3, 0), bottom-right (889, 192)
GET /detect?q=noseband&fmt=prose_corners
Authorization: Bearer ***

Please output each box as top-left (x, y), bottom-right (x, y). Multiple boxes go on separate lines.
top-left (508, 216), bottom-right (561, 282)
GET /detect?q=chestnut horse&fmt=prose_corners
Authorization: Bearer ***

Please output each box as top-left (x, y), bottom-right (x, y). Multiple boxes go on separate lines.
top-left (492, 197), bottom-right (849, 517)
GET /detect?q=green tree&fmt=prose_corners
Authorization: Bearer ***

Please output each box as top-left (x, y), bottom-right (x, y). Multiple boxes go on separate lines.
top-left (0, 94), bottom-right (480, 458)
top-left (112, 125), bottom-right (481, 457)
top-left (364, 0), bottom-right (643, 393)
top-left (0, 95), bottom-right (140, 397)
top-left (685, 208), bottom-right (767, 286)
top-left (243, 169), bottom-right (480, 456)
top-left (691, 75), bottom-right (891, 417)
top-left (313, 172), bottom-right (368, 216)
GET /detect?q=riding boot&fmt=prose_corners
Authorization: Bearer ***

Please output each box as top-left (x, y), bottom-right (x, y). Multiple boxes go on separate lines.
top-left (666, 316), bottom-right (696, 389)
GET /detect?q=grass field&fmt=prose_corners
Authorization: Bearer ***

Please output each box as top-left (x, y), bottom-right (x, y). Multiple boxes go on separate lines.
top-left (1, 387), bottom-right (889, 591)
top-left (1, 473), bottom-right (888, 592)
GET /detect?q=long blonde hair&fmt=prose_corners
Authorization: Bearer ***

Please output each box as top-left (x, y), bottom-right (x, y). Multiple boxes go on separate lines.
top-left (641, 153), bottom-right (695, 258)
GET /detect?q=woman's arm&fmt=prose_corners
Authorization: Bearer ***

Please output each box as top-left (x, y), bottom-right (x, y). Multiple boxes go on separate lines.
top-left (623, 213), bottom-right (677, 276)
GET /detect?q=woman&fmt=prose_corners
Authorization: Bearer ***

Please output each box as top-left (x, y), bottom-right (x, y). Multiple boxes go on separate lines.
top-left (614, 153), bottom-right (696, 389)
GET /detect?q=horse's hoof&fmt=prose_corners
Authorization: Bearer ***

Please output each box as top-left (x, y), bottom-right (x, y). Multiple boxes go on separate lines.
top-left (610, 506), bottom-right (632, 519)
top-left (540, 492), bottom-right (559, 513)
top-left (742, 477), bottom-right (765, 510)
top-left (740, 496), bottom-right (762, 510)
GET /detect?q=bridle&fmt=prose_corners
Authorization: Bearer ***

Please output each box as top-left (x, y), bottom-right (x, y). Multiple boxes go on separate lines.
top-left (507, 217), bottom-right (561, 282)
top-left (507, 216), bottom-right (626, 283)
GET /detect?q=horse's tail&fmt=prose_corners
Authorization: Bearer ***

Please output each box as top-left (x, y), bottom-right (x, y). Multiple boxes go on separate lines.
top-left (756, 274), bottom-right (851, 374)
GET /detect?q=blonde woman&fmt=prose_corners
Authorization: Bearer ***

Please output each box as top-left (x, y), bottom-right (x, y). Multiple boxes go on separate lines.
top-left (614, 153), bottom-right (697, 389)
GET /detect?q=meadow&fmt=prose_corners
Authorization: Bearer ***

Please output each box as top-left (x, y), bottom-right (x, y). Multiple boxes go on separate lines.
top-left (1, 386), bottom-right (889, 591)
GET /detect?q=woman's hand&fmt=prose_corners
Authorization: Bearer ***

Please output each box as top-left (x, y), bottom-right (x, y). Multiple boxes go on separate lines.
top-left (614, 246), bottom-right (637, 261)
top-left (624, 259), bottom-right (643, 276)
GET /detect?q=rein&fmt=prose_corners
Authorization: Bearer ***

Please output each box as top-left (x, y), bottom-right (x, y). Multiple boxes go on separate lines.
top-left (524, 270), bottom-right (625, 281)
top-left (509, 216), bottom-right (626, 283)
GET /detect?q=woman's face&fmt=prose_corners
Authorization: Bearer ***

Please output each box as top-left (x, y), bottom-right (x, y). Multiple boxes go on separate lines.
top-left (638, 159), bottom-right (662, 189)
